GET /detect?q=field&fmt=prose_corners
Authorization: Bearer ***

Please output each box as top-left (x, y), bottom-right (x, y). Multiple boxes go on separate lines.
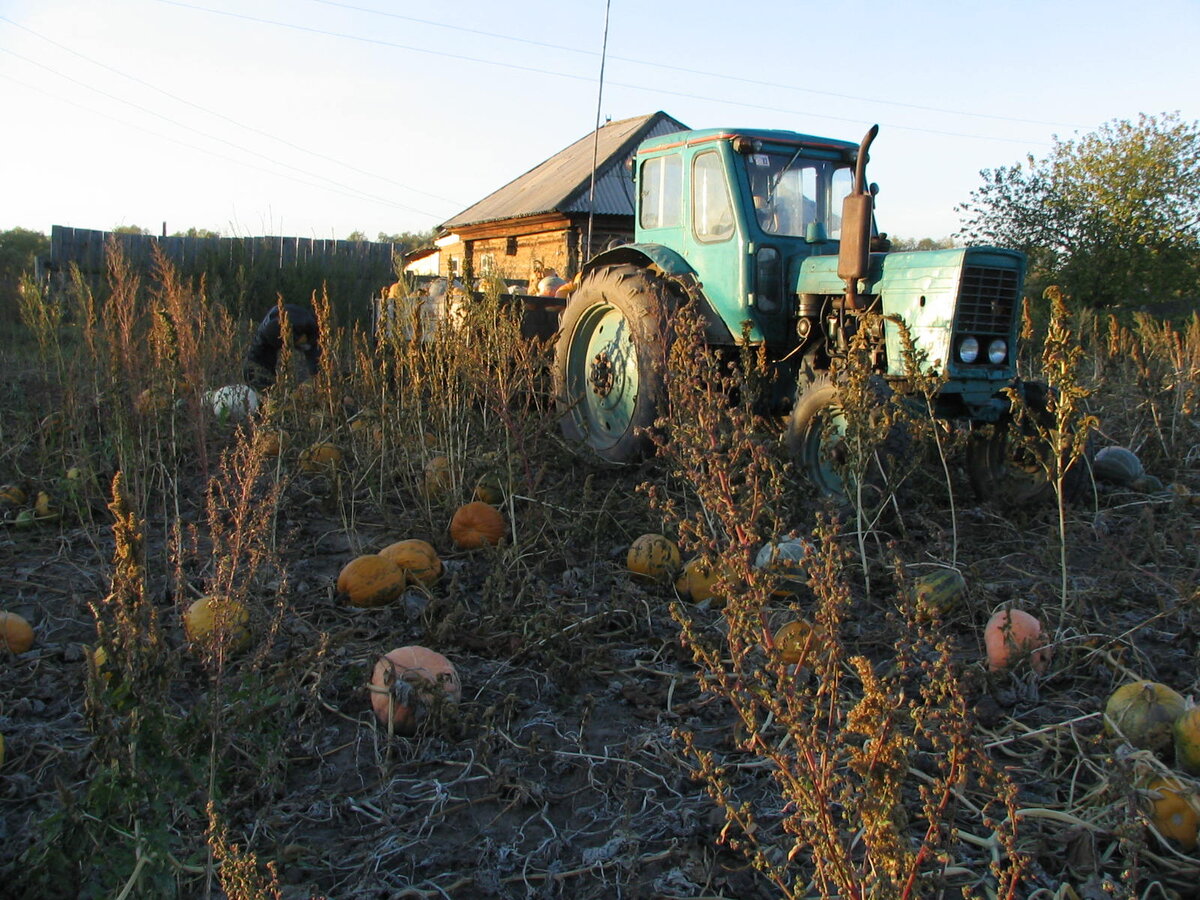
top-left (1, 253), bottom-right (1198, 899)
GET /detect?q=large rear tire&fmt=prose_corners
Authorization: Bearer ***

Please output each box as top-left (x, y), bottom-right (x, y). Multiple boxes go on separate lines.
top-left (554, 264), bottom-right (672, 464)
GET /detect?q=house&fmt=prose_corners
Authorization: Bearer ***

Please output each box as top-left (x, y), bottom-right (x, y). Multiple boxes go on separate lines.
top-left (421, 111), bottom-right (687, 289)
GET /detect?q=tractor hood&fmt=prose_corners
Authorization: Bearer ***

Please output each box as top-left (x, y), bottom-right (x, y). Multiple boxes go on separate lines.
top-left (794, 246), bottom-right (1025, 378)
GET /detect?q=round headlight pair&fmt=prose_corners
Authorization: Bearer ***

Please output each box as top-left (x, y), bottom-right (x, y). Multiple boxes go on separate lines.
top-left (957, 336), bottom-right (1008, 365)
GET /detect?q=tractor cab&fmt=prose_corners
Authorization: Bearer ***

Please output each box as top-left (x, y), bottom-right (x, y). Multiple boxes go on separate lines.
top-left (631, 128), bottom-right (862, 347)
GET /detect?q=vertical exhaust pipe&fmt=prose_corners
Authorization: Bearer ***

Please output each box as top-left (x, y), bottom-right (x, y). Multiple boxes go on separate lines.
top-left (838, 124), bottom-right (879, 311)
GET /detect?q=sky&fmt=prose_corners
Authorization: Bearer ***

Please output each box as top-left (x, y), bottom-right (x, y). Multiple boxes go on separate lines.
top-left (1, 0), bottom-right (1197, 244)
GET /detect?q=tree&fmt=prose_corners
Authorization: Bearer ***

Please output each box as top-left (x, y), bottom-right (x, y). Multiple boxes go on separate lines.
top-left (957, 112), bottom-right (1200, 306)
top-left (171, 227), bottom-right (220, 238)
top-left (0, 227), bottom-right (50, 303)
top-left (889, 236), bottom-right (957, 252)
top-left (377, 229), bottom-right (436, 255)
top-left (111, 225), bottom-right (149, 235)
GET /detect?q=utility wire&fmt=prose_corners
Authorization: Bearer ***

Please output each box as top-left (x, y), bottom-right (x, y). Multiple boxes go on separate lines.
top-left (301, 0), bottom-right (1082, 130)
top-left (0, 14), bottom-right (467, 209)
top-left (0, 69), bottom-right (446, 221)
top-left (0, 45), bottom-right (447, 218)
top-left (156, 0), bottom-right (1054, 146)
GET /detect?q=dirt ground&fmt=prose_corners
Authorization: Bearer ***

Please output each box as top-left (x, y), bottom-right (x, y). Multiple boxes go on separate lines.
top-left (2, 397), bottom-right (1199, 898)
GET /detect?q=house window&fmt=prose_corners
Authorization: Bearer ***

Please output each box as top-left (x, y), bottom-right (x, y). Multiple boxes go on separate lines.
top-left (639, 154), bottom-right (682, 230)
top-left (479, 253), bottom-right (495, 276)
top-left (506, 236), bottom-right (517, 256)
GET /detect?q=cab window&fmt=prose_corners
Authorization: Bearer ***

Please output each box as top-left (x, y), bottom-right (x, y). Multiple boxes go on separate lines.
top-left (639, 155), bottom-right (682, 229)
top-left (692, 151), bottom-right (734, 242)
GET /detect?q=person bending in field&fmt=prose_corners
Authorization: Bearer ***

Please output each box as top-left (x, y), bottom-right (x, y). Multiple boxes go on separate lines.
top-left (243, 303), bottom-right (321, 390)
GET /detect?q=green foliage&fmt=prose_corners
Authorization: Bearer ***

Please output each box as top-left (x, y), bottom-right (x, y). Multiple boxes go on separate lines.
top-left (957, 112), bottom-right (1200, 306)
top-left (0, 228), bottom-right (50, 326)
top-left (377, 229), bottom-right (436, 254)
top-left (111, 225), bottom-right (150, 235)
top-left (888, 236), bottom-right (957, 251)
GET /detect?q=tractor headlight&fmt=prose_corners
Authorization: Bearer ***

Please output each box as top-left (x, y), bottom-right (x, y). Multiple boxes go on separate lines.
top-left (958, 336), bottom-right (980, 364)
top-left (987, 339), bottom-right (1007, 365)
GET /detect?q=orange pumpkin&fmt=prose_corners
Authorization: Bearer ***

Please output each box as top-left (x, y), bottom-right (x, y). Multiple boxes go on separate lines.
top-left (336, 555), bottom-right (406, 607)
top-left (300, 442), bottom-right (343, 474)
top-left (984, 609), bottom-right (1051, 674)
top-left (450, 501), bottom-right (506, 549)
top-left (1143, 776), bottom-right (1199, 850)
top-left (183, 596), bottom-right (251, 653)
top-left (368, 645), bottom-right (462, 736)
top-left (0, 611), bottom-right (35, 654)
top-left (379, 539), bottom-right (443, 587)
top-left (627, 534), bottom-right (681, 584)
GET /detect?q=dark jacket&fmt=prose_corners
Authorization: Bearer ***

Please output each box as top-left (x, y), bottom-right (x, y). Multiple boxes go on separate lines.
top-left (243, 304), bottom-right (320, 389)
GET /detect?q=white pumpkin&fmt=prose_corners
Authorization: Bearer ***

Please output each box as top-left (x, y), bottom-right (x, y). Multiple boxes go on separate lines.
top-left (205, 384), bottom-right (260, 420)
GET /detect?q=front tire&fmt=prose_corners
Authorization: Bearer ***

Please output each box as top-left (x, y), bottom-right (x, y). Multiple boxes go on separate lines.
top-left (553, 264), bottom-right (672, 463)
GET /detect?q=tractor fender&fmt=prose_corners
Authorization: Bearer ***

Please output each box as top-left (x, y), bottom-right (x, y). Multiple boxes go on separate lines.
top-left (579, 243), bottom-right (736, 345)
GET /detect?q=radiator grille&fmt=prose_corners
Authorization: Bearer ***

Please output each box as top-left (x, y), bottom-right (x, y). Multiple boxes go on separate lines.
top-left (955, 266), bottom-right (1019, 336)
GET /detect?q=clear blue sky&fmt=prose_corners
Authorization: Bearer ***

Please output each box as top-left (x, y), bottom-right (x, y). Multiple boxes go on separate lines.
top-left (2, 0), bottom-right (1196, 242)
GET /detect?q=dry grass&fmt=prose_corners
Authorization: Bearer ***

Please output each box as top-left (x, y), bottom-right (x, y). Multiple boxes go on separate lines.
top-left (0, 249), bottom-right (1197, 898)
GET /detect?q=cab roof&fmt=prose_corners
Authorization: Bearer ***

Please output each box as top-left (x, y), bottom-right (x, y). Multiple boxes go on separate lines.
top-left (638, 127), bottom-right (859, 157)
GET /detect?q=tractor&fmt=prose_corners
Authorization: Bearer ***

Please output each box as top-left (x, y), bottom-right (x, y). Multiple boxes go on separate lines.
top-left (553, 123), bottom-right (1066, 505)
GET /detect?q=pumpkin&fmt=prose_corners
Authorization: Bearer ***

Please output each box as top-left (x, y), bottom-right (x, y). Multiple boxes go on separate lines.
top-left (1143, 776), bottom-right (1199, 850)
top-left (753, 539), bottom-right (812, 594)
top-left (675, 556), bottom-right (726, 604)
top-left (379, 539), bottom-right (443, 587)
top-left (473, 472), bottom-right (505, 505)
top-left (206, 384), bottom-right (260, 421)
top-left (984, 609), bottom-right (1051, 674)
top-left (450, 501), bottom-right (506, 549)
top-left (368, 645), bottom-right (462, 736)
top-left (1105, 680), bottom-right (1186, 753)
top-left (1092, 446), bottom-right (1144, 486)
top-left (0, 611), bottom-right (35, 654)
top-left (34, 491), bottom-right (59, 521)
top-left (183, 596), bottom-right (250, 653)
top-left (336, 554), bottom-right (407, 608)
top-left (300, 442), bottom-right (343, 474)
top-left (1129, 474), bottom-right (1165, 494)
top-left (912, 568), bottom-right (967, 619)
top-left (1175, 706), bottom-right (1200, 776)
top-left (626, 533), bottom-right (681, 583)
top-left (0, 484), bottom-right (26, 506)
top-left (422, 455), bottom-right (453, 500)
top-left (254, 429), bottom-right (285, 458)
top-left (773, 618), bottom-right (830, 666)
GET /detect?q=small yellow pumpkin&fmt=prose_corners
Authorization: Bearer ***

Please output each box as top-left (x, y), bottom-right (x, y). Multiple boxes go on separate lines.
top-left (1105, 680), bottom-right (1186, 753)
top-left (336, 555), bottom-right (406, 608)
top-left (1175, 706), bottom-right (1200, 776)
top-left (0, 611), bottom-right (35, 654)
top-left (379, 539), bottom-right (443, 587)
top-left (626, 534), bottom-right (681, 584)
top-left (1143, 776), bottom-right (1199, 851)
top-left (674, 556), bottom-right (726, 604)
top-left (449, 501), bottom-right (506, 549)
top-left (183, 596), bottom-right (250, 653)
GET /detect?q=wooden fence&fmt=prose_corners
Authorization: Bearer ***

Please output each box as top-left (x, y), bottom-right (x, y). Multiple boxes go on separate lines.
top-left (47, 226), bottom-right (400, 324)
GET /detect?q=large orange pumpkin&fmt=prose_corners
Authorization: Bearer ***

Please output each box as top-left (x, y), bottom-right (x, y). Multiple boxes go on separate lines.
top-left (984, 609), bottom-right (1051, 674)
top-left (379, 539), bottom-right (443, 587)
top-left (0, 611), bottom-right (35, 654)
top-left (336, 555), bottom-right (406, 607)
top-left (368, 645), bottom-right (462, 736)
top-left (450, 501), bottom-right (506, 549)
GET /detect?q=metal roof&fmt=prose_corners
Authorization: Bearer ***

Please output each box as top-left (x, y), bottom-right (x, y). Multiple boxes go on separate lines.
top-left (439, 111), bottom-right (688, 230)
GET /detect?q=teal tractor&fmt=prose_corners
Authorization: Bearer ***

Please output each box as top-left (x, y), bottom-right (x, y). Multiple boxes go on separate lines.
top-left (554, 124), bottom-right (1061, 504)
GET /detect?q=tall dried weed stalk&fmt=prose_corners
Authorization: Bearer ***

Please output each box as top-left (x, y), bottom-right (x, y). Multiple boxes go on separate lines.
top-left (650, 299), bottom-right (1026, 898)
